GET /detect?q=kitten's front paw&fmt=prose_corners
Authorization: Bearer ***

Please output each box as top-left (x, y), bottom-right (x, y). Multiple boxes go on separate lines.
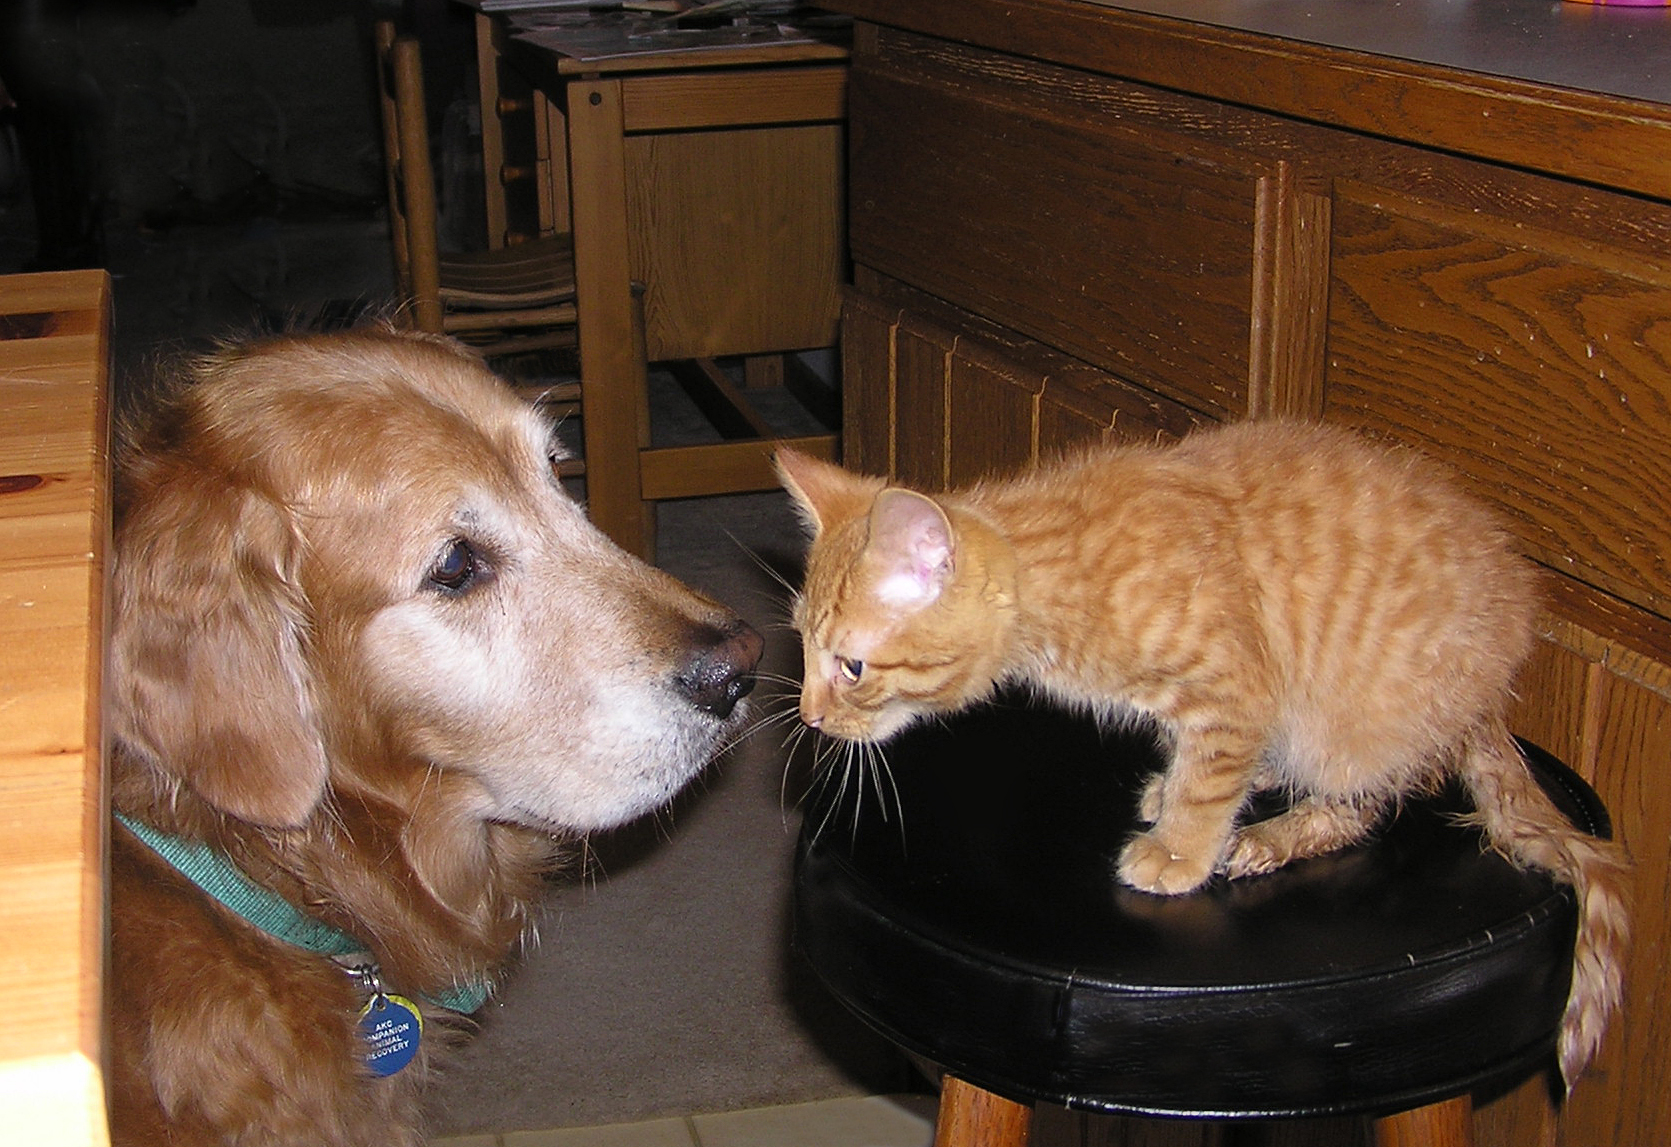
top-left (1118, 832), bottom-right (1214, 896)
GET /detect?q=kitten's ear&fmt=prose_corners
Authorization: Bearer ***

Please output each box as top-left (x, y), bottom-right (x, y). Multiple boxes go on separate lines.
top-left (867, 489), bottom-right (954, 610)
top-left (776, 448), bottom-right (883, 533)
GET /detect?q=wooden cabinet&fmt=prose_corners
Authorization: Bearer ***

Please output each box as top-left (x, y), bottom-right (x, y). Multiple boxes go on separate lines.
top-left (830, 2), bottom-right (1671, 1144)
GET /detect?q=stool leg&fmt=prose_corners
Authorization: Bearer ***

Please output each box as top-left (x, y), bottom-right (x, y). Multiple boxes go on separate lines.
top-left (1373, 1095), bottom-right (1472, 1147)
top-left (933, 1074), bottom-right (1032, 1147)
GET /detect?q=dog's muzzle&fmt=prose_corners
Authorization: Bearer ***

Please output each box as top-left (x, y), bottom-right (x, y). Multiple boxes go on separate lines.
top-left (675, 619), bottom-right (764, 719)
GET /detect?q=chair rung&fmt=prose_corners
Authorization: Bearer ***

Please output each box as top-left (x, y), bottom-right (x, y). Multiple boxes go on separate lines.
top-left (444, 304), bottom-right (578, 332)
top-left (439, 284), bottom-right (577, 308)
top-left (511, 381), bottom-right (582, 406)
top-left (639, 434), bottom-right (838, 500)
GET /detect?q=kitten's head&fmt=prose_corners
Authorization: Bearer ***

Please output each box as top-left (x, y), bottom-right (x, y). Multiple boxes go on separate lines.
top-left (777, 449), bottom-right (1016, 744)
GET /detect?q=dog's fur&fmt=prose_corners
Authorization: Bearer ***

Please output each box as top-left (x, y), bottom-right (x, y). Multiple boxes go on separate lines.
top-left (106, 328), bottom-right (762, 1146)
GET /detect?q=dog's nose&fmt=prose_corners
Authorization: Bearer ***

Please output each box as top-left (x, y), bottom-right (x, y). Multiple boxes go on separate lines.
top-left (675, 619), bottom-right (764, 719)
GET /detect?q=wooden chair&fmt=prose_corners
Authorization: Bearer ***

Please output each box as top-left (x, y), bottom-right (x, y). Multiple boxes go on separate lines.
top-left (373, 21), bottom-right (578, 374)
top-left (795, 695), bottom-right (1614, 1147)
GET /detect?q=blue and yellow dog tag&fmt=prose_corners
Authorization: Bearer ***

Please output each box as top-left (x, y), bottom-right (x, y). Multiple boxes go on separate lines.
top-left (358, 992), bottom-right (423, 1076)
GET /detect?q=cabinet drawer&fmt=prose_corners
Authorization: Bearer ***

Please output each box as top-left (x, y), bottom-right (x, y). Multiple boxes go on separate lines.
top-left (849, 33), bottom-right (1308, 422)
top-left (1326, 179), bottom-right (1671, 618)
top-left (848, 33), bottom-right (1330, 424)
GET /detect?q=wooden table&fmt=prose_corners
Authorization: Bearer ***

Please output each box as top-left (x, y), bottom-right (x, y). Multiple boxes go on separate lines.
top-left (0, 270), bottom-right (112, 1146)
top-left (480, 10), bottom-right (847, 556)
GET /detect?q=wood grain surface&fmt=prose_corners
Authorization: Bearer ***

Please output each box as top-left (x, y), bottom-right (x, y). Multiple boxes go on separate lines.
top-left (0, 269), bottom-right (112, 1147)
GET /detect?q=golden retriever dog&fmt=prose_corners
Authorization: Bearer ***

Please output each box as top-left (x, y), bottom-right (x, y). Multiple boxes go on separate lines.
top-left (106, 327), bottom-right (762, 1146)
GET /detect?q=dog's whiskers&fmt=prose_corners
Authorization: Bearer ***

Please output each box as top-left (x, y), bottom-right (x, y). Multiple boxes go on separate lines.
top-left (717, 675), bottom-right (806, 758)
top-left (712, 693), bottom-right (802, 762)
top-left (574, 837), bottom-right (608, 892)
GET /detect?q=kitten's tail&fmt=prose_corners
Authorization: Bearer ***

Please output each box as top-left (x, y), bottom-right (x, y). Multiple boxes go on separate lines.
top-left (1457, 720), bottom-right (1632, 1091)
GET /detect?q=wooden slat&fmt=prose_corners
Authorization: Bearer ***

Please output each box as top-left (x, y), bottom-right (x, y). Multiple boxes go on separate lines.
top-left (564, 75), bottom-right (649, 554)
top-left (676, 358), bottom-right (776, 440)
top-left (0, 268), bottom-right (112, 1147)
top-left (475, 11), bottom-right (511, 248)
top-left (639, 434), bottom-right (837, 501)
top-left (621, 64), bottom-right (847, 131)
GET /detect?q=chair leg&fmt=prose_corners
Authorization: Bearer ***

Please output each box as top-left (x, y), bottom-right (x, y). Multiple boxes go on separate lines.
top-left (933, 1075), bottom-right (1032, 1147)
top-left (1373, 1095), bottom-right (1472, 1147)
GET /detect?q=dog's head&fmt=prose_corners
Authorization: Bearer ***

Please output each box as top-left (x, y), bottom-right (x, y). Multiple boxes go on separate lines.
top-left (111, 328), bottom-right (760, 836)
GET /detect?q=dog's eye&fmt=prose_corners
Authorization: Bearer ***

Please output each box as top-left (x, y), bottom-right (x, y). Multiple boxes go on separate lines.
top-left (429, 538), bottom-right (479, 593)
top-left (836, 656), bottom-right (864, 683)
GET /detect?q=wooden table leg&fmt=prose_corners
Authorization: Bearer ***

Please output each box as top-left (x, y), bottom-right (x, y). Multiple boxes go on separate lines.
top-left (1373, 1095), bottom-right (1473, 1147)
top-left (563, 76), bottom-right (649, 559)
top-left (933, 1075), bottom-right (1032, 1147)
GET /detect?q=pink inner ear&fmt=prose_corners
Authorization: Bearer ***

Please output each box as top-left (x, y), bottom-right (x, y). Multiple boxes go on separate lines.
top-left (870, 490), bottom-right (953, 607)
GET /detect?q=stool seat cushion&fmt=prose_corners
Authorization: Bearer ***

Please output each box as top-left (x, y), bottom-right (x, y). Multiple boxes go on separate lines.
top-left (793, 697), bottom-right (1605, 1119)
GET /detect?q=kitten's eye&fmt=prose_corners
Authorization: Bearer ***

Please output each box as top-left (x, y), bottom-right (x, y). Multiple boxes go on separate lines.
top-left (837, 656), bottom-right (864, 683)
top-left (429, 538), bottom-right (480, 594)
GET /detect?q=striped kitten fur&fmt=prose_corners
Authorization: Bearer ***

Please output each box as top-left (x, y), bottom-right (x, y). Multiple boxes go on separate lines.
top-left (778, 419), bottom-right (1629, 1088)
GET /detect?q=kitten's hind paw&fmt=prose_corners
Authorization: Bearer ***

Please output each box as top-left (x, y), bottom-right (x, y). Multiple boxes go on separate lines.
top-left (1118, 832), bottom-right (1213, 896)
top-left (1220, 824), bottom-right (1289, 879)
top-left (1220, 800), bottom-right (1380, 880)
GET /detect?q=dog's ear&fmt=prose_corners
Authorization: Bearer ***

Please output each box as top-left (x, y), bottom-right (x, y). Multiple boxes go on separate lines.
top-left (111, 466), bottom-right (328, 828)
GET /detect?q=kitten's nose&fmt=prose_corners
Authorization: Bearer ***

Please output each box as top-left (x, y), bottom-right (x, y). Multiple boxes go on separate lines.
top-left (675, 619), bottom-right (763, 719)
top-left (800, 698), bottom-right (823, 729)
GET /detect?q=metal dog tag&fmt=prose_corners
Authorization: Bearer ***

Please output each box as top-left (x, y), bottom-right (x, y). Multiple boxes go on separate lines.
top-left (358, 992), bottom-right (423, 1076)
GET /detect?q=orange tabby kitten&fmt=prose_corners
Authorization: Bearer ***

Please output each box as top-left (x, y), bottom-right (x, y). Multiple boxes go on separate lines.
top-left (777, 419), bottom-right (1629, 1087)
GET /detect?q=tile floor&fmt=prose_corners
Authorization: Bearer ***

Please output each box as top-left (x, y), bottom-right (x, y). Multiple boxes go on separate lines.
top-left (435, 1094), bottom-right (938, 1147)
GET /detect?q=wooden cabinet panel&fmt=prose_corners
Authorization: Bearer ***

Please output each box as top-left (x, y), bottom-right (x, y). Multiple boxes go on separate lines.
top-left (1507, 592), bottom-right (1671, 1147)
top-left (1570, 669), bottom-right (1671, 1147)
top-left (1039, 368), bottom-right (1209, 453)
top-left (841, 278), bottom-right (1211, 489)
top-left (948, 338), bottom-right (1041, 486)
top-left (892, 311), bottom-right (952, 489)
top-left (1324, 181), bottom-right (1671, 618)
top-left (839, 285), bottom-right (900, 477)
top-left (849, 39), bottom-right (1275, 421)
top-left (627, 123), bottom-right (844, 359)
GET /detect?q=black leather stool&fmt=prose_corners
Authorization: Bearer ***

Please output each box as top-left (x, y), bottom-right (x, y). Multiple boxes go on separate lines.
top-left (793, 697), bottom-right (1609, 1146)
